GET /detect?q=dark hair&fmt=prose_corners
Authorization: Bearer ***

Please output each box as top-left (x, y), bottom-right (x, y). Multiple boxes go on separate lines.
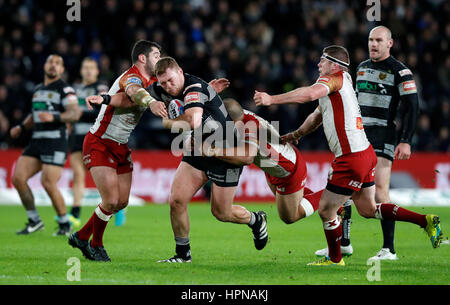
top-left (154, 56), bottom-right (180, 76)
top-left (323, 45), bottom-right (350, 68)
top-left (131, 40), bottom-right (161, 64)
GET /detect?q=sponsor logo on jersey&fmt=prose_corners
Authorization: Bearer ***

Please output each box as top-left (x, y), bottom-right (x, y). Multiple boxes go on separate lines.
top-left (184, 92), bottom-right (200, 104)
top-left (402, 80), bottom-right (417, 92)
top-left (63, 86), bottom-right (75, 94)
top-left (398, 69), bottom-right (412, 77)
top-left (378, 73), bottom-right (387, 80)
top-left (357, 71), bottom-right (365, 76)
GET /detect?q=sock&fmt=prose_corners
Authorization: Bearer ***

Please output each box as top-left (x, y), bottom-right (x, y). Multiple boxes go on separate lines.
top-left (90, 205), bottom-right (113, 248)
top-left (57, 214), bottom-right (69, 224)
top-left (175, 236), bottom-right (191, 258)
top-left (381, 219), bottom-right (396, 253)
top-left (341, 204), bottom-right (352, 247)
top-left (375, 203), bottom-right (427, 228)
top-left (77, 212), bottom-right (95, 240)
top-left (303, 189), bottom-right (323, 212)
top-left (248, 211), bottom-right (257, 226)
top-left (26, 210), bottom-right (41, 223)
top-left (323, 217), bottom-right (342, 263)
top-left (71, 206), bottom-right (81, 219)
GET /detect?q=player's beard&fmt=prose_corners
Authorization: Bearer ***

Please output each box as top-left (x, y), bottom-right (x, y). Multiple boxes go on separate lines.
top-left (45, 70), bottom-right (58, 80)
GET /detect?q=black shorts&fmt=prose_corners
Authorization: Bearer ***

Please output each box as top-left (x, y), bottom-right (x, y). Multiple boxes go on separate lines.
top-left (22, 138), bottom-right (68, 166)
top-left (364, 127), bottom-right (396, 162)
top-left (69, 133), bottom-right (85, 153)
top-left (182, 155), bottom-right (243, 187)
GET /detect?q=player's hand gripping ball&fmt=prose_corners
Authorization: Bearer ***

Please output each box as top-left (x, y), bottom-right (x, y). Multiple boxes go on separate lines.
top-left (168, 99), bottom-right (184, 119)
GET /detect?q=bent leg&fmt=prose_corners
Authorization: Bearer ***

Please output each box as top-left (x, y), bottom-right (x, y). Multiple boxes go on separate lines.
top-left (210, 183), bottom-right (250, 224)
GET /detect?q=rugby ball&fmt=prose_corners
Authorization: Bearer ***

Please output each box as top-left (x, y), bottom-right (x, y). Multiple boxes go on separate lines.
top-left (168, 99), bottom-right (184, 119)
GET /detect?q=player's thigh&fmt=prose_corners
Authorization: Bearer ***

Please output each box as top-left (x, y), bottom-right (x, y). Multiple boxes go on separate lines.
top-left (374, 156), bottom-right (392, 202)
top-left (40, 163), bottom-right (63, 187)
top-left (210, 183), bottom-right (237, 215)
top-left (318, 189), bottom-right (351, 220)
top-left (117, 171), bottom-right (132, 204)
top-left (12, 156), bottom-right (42, 184)
top-left (352, 185), bottom-right (377, 218)
top-left (70, 151), bottom-right (86, 178)
top-left (276, 189), bottom-right (305, 219)
top-left (89, 166), bottom-right (120, 203)
top-left (265, 176), bottom-right (276, 195)
top-left (169, 161), bottom-right (208, 206)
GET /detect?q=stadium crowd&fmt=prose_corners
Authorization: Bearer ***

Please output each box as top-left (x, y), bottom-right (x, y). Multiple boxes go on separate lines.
top-left (0, 0), bottom-right (449, 151)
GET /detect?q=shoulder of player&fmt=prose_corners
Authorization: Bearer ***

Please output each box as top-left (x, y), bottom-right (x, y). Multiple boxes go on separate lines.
top-left (182, 73), bottom-right (209, 95)
top-left (53, 79), bottom-right (76, 95)
top-left (388, 56), bottom-right (414, 77)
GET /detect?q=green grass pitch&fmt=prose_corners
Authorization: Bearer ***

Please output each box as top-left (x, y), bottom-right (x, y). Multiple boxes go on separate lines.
top-left (0, 203), bottom-right (449, 285)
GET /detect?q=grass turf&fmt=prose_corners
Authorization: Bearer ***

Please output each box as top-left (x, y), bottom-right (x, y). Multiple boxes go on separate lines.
top-left (0, 203), bottom-right (449, 285)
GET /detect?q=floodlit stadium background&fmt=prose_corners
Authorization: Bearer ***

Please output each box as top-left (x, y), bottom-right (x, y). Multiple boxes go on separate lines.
top-left (0, 0), bottom-right (448, 205)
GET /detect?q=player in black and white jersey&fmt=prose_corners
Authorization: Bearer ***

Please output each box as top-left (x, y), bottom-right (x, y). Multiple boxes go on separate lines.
top-left (68, 57), bottom-right (108, 227)
top-left (10, 54), bottom-right (82, 236)
top-left (150, 57), bottom-right (268, 262)
top-left (315, 26), bottom-right (420, 260)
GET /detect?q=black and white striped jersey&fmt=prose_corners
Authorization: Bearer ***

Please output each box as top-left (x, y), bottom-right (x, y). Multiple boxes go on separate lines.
top-left (73, 81), bottom-right (108, 136)
top-left (355, 56), bottom-right (419, 155)
top-left (31, 79), bottom-right (76, 140)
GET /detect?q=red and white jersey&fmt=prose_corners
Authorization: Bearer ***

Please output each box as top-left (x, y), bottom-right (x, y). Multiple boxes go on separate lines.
top-left (316, 71), bottom-right (370, 158)
top-left (90, 65), bottom-right (157, 144)
top-left (242, 110), bottom-right (297, 178)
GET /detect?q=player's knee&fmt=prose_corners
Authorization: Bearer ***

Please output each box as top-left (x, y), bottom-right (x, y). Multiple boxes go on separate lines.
top-left (358, 206), bottom-right (376, 219)
top-left (169, 197), bottom-right (187, 212)
top-left (210, 206), bottom-right (229, 222)
top-left (279, 213), bottom-right (296, 224)
top-left (115, 202), bottom-right (128, 212)
top-left (40, 175), bottom-right (57, 191)
top-left (12, 174), bottom-right (26, 188)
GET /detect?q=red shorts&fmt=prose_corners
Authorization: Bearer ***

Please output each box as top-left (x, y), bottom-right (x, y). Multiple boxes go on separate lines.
top-left (82, 132), bottom-right (133, 175)
top-left (327, 145), bottom-right (377, 195)
top-left (265, 147), bottom-right (307, 195)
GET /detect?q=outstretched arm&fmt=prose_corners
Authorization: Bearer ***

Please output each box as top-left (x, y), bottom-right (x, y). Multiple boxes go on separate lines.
top-left (254, 83), bottom-right (329, 106)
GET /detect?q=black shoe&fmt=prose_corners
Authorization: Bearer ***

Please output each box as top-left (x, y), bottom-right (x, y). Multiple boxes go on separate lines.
top-left (157, 254), bottom-right (192, 263)
top-left (68, 232), bottom-right (92, 260)
top-left (86, 243), bottom-right (111, 262)
top-left (249, 211), bottom-right (268, 250)
top-left (53, 222), bottom-right (72, 237)
top-left (16, 219), bottom-right (44, 235)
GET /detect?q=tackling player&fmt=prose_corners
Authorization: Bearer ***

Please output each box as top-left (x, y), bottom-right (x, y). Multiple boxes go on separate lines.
top-left (254, 45), bottom-right (442, 266)
top-left (68, 40), bottom-right (166, 261)
top-left (11, 54), bottom-right (81, 236)
top-left (205, 98), bottom-right (323, 225)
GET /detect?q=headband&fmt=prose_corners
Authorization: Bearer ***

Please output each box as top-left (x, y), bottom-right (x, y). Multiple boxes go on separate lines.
top-left (321, 54), bottom-right (350, 68)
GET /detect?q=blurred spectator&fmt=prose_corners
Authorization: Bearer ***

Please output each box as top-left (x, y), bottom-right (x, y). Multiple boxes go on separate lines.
top-left (0, 0), bottom-right (448, 152)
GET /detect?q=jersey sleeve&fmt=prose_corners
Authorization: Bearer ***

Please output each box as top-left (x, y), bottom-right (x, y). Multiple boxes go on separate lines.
top-left (61, 85), bottom-right (77, 107)
top-left (182, 84), bottom-right (209, 110)
top-left (315, 72), bottom-right (343, 94)
top-left (119, 73), bottom-right (146, 92)
top-left (396, 65), bottom-right (419, 144)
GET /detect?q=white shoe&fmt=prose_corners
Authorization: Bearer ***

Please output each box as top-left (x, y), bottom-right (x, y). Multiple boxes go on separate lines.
top-left (314, 244), bottom-right (353, 257)
top-left (368, 248), bottom-right (398, 260)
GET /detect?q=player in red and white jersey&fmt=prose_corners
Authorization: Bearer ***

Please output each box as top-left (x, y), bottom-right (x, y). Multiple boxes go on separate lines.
top-left (206, 98), bottom-right (322, 225)
top-left (68, 40), bottom-right (168, 261)
top-left (254, 45), bottom-right (442, 266)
